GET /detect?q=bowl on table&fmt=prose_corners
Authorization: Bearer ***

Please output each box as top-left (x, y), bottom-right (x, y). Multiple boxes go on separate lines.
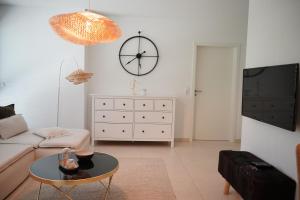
top-left (75, 150), bottom-right (94, 161)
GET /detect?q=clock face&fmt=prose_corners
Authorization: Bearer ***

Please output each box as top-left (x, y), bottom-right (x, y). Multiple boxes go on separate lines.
top-left (119, 33), bottom-right (159, 76)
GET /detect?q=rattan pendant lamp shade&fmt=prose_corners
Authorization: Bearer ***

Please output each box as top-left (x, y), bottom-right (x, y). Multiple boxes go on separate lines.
top-left (49, 10), bottom-right (121, 45)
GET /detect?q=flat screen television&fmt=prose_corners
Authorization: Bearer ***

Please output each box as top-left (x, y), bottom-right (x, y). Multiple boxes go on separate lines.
top-left (242, 63), bottom-right (299, 131)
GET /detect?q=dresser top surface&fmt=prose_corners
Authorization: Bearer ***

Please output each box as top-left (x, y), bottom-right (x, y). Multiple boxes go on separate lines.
top-left (89, 94), bottom-right (176, 100)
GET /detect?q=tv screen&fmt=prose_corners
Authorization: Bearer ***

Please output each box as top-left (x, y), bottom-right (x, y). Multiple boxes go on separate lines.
top-left (242, 63), bottom-right (299, 131)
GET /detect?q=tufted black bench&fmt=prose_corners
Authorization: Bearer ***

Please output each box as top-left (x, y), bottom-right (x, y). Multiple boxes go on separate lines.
top-left (218, 150), bottom-right (296, 200)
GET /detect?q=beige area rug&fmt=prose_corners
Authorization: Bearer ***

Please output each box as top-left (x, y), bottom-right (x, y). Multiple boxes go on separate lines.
top-left (20, 158), bottom-right (176, 200)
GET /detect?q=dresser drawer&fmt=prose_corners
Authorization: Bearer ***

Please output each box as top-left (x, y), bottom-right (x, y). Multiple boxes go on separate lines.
top-left (115, 98), bottom-right (133, 110)
top-left (155, 100), bottom-right (173, 111)
top-left (95, 123), bottom-right (132, 139)
top-left (135, 112), bottom-right (173, 123)
top-left (95, 111), bottom-right (133, 123)
top-left (95, 98), bottom-right (113, 110)
top-left (135, 100), bottom-right (153, 111)
top-left (134, 124), bottom-right (171, 139)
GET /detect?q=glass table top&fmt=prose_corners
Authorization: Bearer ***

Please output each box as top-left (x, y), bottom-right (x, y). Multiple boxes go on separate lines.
top-left (30, 152), bottom-right (118, 181)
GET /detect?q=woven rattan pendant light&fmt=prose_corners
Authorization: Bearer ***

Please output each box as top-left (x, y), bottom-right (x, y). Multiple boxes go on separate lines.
top-left (49, 8), bottom-right (121, 45)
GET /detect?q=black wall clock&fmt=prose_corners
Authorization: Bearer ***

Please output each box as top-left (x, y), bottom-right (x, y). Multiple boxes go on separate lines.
top-left (119, 31), bottom-right (159, 76)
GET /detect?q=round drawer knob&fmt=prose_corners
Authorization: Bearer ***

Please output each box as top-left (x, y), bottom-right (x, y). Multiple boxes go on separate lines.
top-left (102, 129), bottom-right (105, 132)
top-left (143, 104), bottom-right (146, 107)
top-left (163, 104), bottom-right (166, 107)
top-left (161, 130), bottom-right (165, 133)
top-left (123, 116), bottom-right (126, 118)
top-left (142, 130), bottom-right (145, 133)
top-left (102, 115), bottom-right (106, 118)
top-left (162, 116), bottom-right (165, 119)
top-left (102, 103), bottom-right (106, 106)
top-left (122, 130), bottom-right (125, 133)
top-left (142, 116), bottom-right (145, 119)
top-left (123, 103), bottom-right (126, 106)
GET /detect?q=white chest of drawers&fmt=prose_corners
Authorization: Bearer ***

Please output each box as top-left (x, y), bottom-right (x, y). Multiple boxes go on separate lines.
top-left (91, 95), bottom-right (176, 147)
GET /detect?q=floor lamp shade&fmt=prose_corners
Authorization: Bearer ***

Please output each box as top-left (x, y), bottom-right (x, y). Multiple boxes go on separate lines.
top-left (49, 11), bottom-right (121, 45)
top-left (66, 69), bottom-right (93, 85)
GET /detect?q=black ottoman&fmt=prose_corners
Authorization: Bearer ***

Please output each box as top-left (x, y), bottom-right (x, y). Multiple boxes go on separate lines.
top-left (218, 150), bottom-right (296, 200)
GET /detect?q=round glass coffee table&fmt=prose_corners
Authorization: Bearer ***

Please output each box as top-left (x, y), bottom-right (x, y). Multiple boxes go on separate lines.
top-left (29, 152), bottom-right (118, 200)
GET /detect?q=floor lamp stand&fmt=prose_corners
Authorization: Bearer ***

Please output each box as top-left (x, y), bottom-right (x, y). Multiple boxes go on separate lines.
top-left (56, 60), bottom-right (64, 127)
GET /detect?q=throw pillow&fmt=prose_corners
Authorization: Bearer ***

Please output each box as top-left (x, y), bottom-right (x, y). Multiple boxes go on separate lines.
top-left (34, 127), bottom-right (70, 139)
top-left (0, 104), bottom-right (15, 119)
top-left (0, 114), bottom-right (28, 139)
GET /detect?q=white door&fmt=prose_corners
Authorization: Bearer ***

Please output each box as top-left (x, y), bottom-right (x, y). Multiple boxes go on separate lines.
top-left (194, 46), bottom-right (235, 140)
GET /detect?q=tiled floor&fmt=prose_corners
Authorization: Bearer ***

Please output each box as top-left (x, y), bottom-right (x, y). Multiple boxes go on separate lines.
top-left (8, 141), bottom-right (241, 200)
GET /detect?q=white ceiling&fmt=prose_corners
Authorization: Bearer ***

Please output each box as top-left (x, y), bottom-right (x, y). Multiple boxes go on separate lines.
top-left (0, 0), bottom-right (247, 18)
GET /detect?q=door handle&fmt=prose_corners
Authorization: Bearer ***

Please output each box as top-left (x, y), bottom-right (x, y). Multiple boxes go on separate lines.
top-left (195, 89), bottom-right (203, 96)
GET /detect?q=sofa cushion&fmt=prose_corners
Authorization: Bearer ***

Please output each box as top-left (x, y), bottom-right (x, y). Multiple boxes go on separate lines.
top-left (0, 130), bottom-right (44, 148)
top-left (0, 114), bottom-right (28, 139)
top-left (39, 129), bottom-right (89, 149)
top-left (0, 104), bottom-right (15, 119)
top-left (0, 144), bottom-right (33, 173)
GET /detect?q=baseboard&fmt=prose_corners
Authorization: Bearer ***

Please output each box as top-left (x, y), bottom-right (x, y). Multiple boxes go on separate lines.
top-left (175, 138), bottom-right (191, 142)
top-left (189, 139), bottom-right (241, 143)
top-left (233, 139), bottom-right (241, 144)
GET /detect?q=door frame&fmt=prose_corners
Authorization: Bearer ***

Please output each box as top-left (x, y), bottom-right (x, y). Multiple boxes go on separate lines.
top-left (190, 42), bottom-right (242, 141)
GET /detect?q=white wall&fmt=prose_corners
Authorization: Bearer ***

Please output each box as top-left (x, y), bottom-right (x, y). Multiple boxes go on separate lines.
top-left (241, 0), bottom-right (300, 195)
top-left (0, 5), bottom-right (85, 129)
top-left (86, 0), bottom-right (249, 139)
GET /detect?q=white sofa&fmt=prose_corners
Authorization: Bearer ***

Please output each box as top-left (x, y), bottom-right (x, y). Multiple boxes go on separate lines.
top-left (0, 129), bottom-right (90, 200)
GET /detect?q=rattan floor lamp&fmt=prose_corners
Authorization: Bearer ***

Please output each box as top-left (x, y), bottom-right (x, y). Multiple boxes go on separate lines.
top-left (56, 59), bottom-right (93, 127)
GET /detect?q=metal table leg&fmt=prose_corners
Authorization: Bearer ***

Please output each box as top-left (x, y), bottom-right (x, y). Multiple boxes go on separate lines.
top-left (36, 182), bottom-right (42, 200)
top-left (35, 176), bottom-right (114, 200)
top-left (103, 176), bottom-right (113, 200)
top-left (50, 184), bottom-right (74, 200)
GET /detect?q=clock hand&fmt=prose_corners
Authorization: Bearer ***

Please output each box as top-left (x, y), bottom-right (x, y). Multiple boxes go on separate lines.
top-left (137, 51), bottom-right (145, 69)
top-left (138, 58), bottom-right (141, 69)
top-left (138, 31), bottom-right (141, 53)
top-left (138, 37), bottom-right (141, 54)
top-left (126, 51), bottom-right (146, 65)
top-left (126, 57), bottom-right (138, 65)
top-left (139, 51), bottom-right (146, 57)
top-left (138, 59), bottom-right (140, 75)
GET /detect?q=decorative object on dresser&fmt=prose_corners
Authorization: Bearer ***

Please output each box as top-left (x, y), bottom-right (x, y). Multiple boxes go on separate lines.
top-left (119, 31), bottom-right (159, 76)
top-left (91, 95), bottom-right (175, 147)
